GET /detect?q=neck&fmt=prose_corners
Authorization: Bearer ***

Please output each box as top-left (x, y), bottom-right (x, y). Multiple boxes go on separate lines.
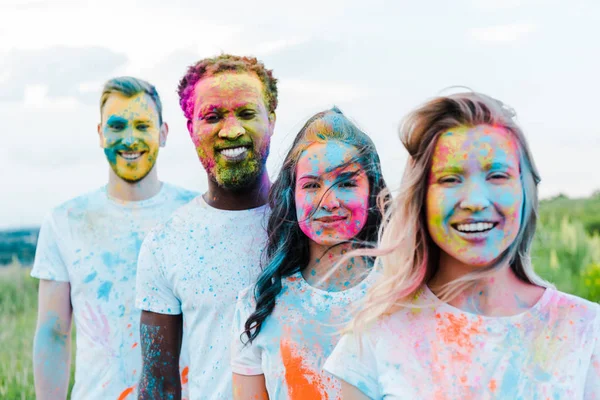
top-left (301, 241), bottom-right (370, 292)
top-left (107, 167), bottom-right (162, 202)
top-left (204, 171), bottom-right (271, 210)
top-left (429, 253), bottom-right (545, 316)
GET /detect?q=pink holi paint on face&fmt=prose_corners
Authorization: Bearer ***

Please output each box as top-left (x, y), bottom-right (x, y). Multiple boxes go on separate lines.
top-left (426, 125), bottom-right (523, 267)
top-left (187, 72), bottom-right (274, 187)
top-left (295, 141), bottom-right (369, 246)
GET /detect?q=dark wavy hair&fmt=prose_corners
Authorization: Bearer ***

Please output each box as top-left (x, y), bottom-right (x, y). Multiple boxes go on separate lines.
top-left (242, 107), bottom-right (389, 343)
top-left (177, 54), bottom-right (278, 121)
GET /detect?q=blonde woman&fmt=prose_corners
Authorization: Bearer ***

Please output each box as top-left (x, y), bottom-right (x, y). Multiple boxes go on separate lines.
top-left (324, 92), bottom-right (600, 399)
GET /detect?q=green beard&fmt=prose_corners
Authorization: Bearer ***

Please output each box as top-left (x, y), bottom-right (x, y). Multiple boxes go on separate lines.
top-left (211, 157), bottom-right (264, 190)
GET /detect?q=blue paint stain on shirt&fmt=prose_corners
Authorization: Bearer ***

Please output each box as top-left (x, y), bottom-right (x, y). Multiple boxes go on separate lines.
top-left (101, 251), bottom-right (125, 267)
top-left (97, 281), bottom-right (113, 301)
top-left (83, 271), bottom-right (97, 283)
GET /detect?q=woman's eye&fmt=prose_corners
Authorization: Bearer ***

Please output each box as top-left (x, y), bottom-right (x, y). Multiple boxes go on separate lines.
top-left (489, 172), bottom-right (509, 180)
top-left (339, 180), bottom-right (358, 188)
top-left (302, 183), bottom-right (319, 190)
top-left (439, 176), bottom-right (460, 184)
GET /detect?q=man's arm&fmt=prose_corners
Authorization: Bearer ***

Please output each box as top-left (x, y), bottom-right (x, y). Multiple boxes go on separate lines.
top-left (33, 279), bottom-right (73, 400)
top-left (138, 310), bottom-right (183, 400)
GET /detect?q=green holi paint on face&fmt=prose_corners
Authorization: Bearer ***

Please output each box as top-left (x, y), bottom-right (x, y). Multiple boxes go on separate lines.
top-left (100, 93), bottom-right (163, 183)
top-left (188, 72), bottom-right (274, 190)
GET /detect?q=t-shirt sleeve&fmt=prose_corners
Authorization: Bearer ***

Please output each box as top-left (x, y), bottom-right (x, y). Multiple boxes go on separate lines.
top-left (230, 288), bottom-right (263, 376)
top-left (585, 304), bottom-right (600, 400)
top-left (324, 330), bottom-right (381, 399)
top-left (135, 231), bottom-right (181, 315)
top-left (30, 212), bottom-right (69, 282)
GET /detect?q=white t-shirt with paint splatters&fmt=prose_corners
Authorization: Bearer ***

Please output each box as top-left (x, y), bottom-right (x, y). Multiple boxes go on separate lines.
top-left (135, 196), bottom-right (269, 400)
top-left (231, 269), bottom-right (378, 399)
top-left (324, 285), bottom-right (600, 400)
top-left (31, 183), bottom-right (197, 400)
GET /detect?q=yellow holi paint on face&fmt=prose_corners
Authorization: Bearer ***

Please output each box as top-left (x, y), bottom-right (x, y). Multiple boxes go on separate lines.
top-left (426, 124), bottom-right (524, 268)
top-left (188, 72), bottom-right (275, 189)
top-left (100, 92), bottom-right (163, 183)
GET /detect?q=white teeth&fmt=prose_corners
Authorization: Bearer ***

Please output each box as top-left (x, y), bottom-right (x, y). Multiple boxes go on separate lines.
top-left (120, 152), bottom-right (142, 160)
top-left (220, 147), bottom-right (247, 158)
top-left (456, 222), bottom-right (494, 233)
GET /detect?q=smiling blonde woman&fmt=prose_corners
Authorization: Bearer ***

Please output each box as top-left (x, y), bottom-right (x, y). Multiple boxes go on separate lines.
top-left (324, 92), bottom-right (600, 400)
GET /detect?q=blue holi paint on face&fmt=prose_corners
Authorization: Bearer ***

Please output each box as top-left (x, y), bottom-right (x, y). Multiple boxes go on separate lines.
top-left (83, 271), bottom-right (97, 283)
top-left (97, 281), bottom-right (113, 301)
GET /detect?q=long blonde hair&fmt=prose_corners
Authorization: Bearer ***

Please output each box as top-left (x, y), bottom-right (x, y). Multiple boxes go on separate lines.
top-left (345, 91), bottom-right (553, 332)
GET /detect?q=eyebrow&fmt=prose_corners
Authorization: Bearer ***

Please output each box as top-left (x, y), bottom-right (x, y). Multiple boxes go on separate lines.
top-left (432, 161), bottom-right (516, 175)
top-left (106, 116), bottom-right (128, 125)
top-left (484, 161), bottom-right (515, 171)
top-left (298, 169), bottom-right (362, 181)
top-left (198, 103), bottom-right (256, 115)
top-left (432, 165), bottom-right (464, 175)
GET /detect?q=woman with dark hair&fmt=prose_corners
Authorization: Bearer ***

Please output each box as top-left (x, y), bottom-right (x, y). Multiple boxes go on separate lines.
top-left (230, 107), bottom-right (388, 399)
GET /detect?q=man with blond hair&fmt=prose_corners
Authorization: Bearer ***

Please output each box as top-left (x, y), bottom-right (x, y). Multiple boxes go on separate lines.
top-left (32, 76), bottom-right (196, 399)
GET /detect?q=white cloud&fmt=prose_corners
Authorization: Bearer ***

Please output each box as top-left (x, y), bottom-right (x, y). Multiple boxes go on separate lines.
top-left (279, 79), bottom-right (367, 102)
top-left (470, 22), bottom-right (537, 43)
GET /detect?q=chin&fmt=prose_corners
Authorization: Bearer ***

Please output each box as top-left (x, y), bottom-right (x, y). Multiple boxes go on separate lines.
top-left (456, 253), bottom-right (502, 268)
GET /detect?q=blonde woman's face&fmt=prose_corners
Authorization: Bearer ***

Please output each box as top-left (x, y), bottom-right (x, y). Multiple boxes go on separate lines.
top-left (426, 125), bottom-right (523, 267)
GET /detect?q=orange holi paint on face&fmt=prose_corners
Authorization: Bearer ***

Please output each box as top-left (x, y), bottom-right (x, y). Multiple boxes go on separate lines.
top-left (294, 141), bottom-right (370, 246)
top-left (426, 125), bottom-right (524, 267)
top-left (100, 93), bottom-right (163, 183)
top-left (188, 72), bottom-right (274, 189)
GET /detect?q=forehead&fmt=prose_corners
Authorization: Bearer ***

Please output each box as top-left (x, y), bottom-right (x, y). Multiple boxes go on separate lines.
top-left (102, 92), bottom-right (158, 121)
top-left (296, 141), bottom-right (360, 176)
top-left (432, 125), bottom-right (519, 165)
top-left (192, 71), bottom-right (266, 111)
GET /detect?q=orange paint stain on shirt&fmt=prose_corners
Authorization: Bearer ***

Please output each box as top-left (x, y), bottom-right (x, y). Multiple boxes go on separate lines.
top-left (436, 313), bottom-right (482, 350)
top-left (117, 386), bottom-right (135, 400)
top-left (280, 339), bottom-right (329, 400)
top-left (489, 379), bottom-right (497, 392)
top-left (181, 366), bottom-right (189, 384)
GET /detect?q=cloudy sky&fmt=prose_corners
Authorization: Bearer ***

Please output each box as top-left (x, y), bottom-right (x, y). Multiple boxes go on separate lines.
top-left (1, 0), bottom-right (599, 229)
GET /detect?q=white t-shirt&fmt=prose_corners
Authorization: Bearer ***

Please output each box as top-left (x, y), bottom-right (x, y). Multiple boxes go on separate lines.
top-left (324, 285), bottom-right (600, 399)
top-left (135, 196), bottom-right (269, 399)
top-left (31, 183), bottom-right (197, 400)
top-left (231, 269), bottom-right (378, 399)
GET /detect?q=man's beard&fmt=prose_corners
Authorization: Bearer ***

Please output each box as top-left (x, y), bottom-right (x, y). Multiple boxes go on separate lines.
top-left (204, 144), bottom-right (270, 190)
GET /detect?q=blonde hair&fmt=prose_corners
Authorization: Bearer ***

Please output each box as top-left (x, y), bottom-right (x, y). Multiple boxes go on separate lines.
top-left (345, 91), bottom-right (553, 332)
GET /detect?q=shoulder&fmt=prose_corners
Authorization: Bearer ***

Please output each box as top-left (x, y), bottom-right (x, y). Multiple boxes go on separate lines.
top-left (545, 289), bottom-right (600, 325)
top-left (160, 182), bottom-right (199, 204)
top-left (145, 195), bottom-right (204, 241)
top-left (237, 285), bottom-right (255, 305)
top-left (46, 187), bottom-right (107, 223)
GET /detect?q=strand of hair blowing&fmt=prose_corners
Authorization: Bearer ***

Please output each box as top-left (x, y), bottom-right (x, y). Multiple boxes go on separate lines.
top-left (242, 179), bottom-right (309, 344)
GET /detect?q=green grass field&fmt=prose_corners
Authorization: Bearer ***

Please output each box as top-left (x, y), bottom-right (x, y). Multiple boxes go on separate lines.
top-left (1, 194), bottom-right (599, 398)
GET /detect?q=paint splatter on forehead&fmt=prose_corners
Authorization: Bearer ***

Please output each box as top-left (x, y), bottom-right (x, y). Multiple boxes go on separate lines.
top-left (432, 125), bottom-right (520, 175)
top-left (193, 72), bottom-right (268, 117)
top-left (297, 141), bottom-right (361, 178)
top-left (102, 93), bottom-right (160, 124)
